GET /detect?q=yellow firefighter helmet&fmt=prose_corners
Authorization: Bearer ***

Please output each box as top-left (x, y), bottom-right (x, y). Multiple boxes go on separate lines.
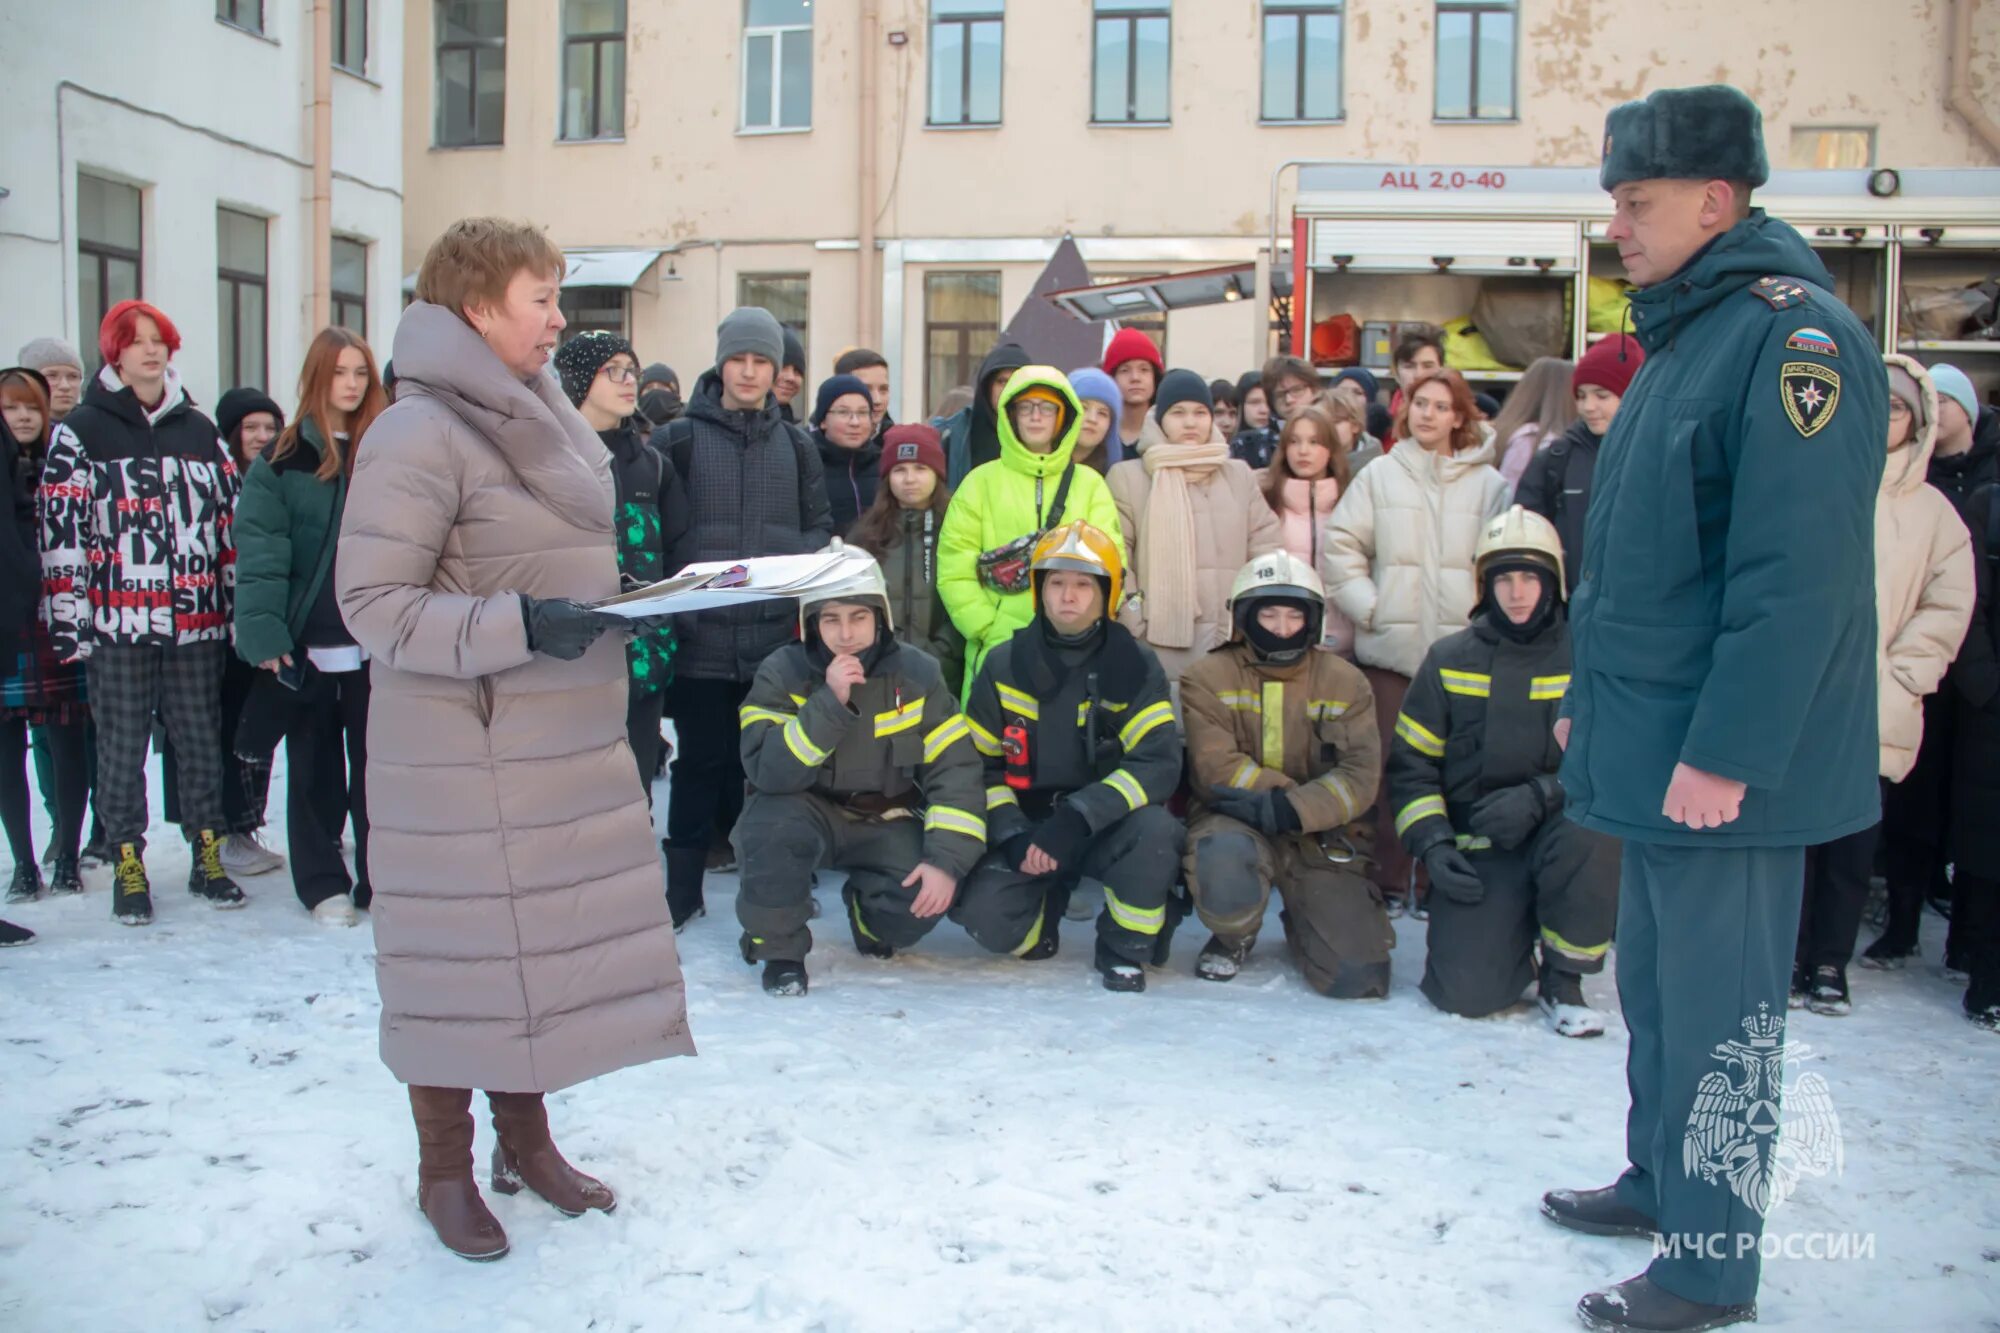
top-left (798, 540), bottom-right (895, 637)
top-left (1474, 505), bottom-right (1566, 599)
top-left (1029, 520), bottom-right (1123, 616)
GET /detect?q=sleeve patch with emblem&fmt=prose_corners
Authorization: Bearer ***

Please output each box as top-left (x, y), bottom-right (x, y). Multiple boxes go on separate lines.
top-left (1785, 327), bottom-right (1839, 356)
top-left (1780, 362), bottom-right (1841, 438)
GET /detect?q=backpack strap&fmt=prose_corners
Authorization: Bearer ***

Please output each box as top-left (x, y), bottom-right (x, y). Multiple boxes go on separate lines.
top-left (1044, 464), bottom-right (1078, 528)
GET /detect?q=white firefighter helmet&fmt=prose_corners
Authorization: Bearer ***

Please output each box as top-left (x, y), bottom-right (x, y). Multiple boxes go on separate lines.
top-left (1474, 505), bottom-right (1566, 600)
top-left (798, 540), bottom-right (895, 636)
top-left (1225, 551), bottom-right (1325, 644)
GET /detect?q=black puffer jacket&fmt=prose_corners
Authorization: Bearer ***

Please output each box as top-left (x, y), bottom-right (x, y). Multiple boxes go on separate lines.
top-left (1928, 410), bottom-right (1998, 521)
top-left (602, 421), bottom-right (690, 693)
top-left (1511, 418), bottom-right (1599, 594)
top-left (1950, 483), bottom-right (2000, 876)
top-left (817, 430), bottom-right (882, 538)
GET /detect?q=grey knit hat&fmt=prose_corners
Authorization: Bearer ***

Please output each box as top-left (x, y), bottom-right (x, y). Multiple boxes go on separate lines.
top-left (17, 336), bottom-right (84, 375)
top-left (715, 307), bottom-right (785, 370)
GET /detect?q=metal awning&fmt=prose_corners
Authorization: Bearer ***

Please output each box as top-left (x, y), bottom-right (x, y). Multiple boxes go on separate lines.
top-left (401, 247), bottom-right (663, 295)
top-left (1047, 262), bottom-right (1276, 321)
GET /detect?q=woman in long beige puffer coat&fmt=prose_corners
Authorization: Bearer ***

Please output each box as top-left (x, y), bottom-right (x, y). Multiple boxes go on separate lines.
top-left (338, 219), bottom-right (693, 1262)
top-left (1794, 354), bottom-right (1973, 1015)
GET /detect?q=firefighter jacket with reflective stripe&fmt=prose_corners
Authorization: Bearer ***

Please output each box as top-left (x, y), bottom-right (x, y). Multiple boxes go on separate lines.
top-left (965, 624), bottom-right (1181, 844)
top-left (738, 639), bottom-right (987, 879)
top-left (1181, 642), bottom-right (1380, 832)
top-left (1387, 613), bottom-right (1571, 857)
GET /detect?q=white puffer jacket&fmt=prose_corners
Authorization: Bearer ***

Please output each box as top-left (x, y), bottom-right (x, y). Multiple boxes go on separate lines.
top-left (1875, 355), bottom-right (1976, 781)
top-left (1320, 436), bottom-right (1510, 677)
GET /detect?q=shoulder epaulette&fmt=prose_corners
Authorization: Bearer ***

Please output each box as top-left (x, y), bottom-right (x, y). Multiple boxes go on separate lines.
top-left (1748, 276), bottom-right (1812, 310)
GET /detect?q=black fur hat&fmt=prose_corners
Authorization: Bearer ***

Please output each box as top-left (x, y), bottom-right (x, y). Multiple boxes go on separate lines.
top-left (1600, 85), bottom-right (1770, 191)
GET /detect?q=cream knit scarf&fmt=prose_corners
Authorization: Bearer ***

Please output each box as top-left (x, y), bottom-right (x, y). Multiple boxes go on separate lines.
top-left (1138, 436), bottom-right (1229, 648)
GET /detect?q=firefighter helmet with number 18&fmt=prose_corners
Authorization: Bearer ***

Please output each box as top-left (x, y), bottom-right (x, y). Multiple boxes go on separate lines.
top-left (1474, 505), bottom-right (1566, 600)
top-left (1225, 551), bottom-right (1326, 646)
top-left (798, 540), bottom-right (895, 637)
top-left (1029, 520), bottom-right (1123, 617)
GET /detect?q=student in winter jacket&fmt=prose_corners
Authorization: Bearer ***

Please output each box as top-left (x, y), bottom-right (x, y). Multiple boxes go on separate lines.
top-left (937, 368), bottom-right (1122, 691)
top-left (1104, 328), bottom-right (1163, 459)
top-left (1180, 553), bottom-right (1387, 995)
top-left (1066, 367), bottom-right (1124, 474)
top-left (1513, 335), bottom-right (1643, 593)
top-left (1323, 367), bottom-right (1510, 907)
top-left (849, 424), bottom-right (964, 695)
top-left (1235, 371), bottom-right (1270, 436)
top-left (554, 331), bottom-right (689, 789)
top-left (952, 522), bottom-right (1185, 992)
top-left (731, 550), bottom-right (985, 996)
top-left (941, 341), bottom-right (1031, 485)
top-left (773, 329), bottom-right (807, 423)
top-left (1388, 508), bottom-right (1619, 1035)
top-left (811, 373), bottom-right (882, 535)
top-left (1949, 480), bottom-right (2000, 1029)
top-left (1108, 370), bottom-right (1284, 689)
top-left (232, 327), bottom-right (388, 926)
top-left (1326, 368), bottom-right (1387, 473)
top-left (1926, 364), bottom-right (1998, 513)
top-left (834, 347), bottom-right (895, 444)
top-left (1209, 378), bottom-right (1241, 442)
top-left (1230, 355), bottom-right (1319, 470)
top-left (1819, 358), bottom-right (1973, 1001)
top-left (1488, 357), bottom-right (1578, 493)
top-left (40, 300), bottom-right (244, 925)
top-left (1260, 403), bottom-right (1357, 655)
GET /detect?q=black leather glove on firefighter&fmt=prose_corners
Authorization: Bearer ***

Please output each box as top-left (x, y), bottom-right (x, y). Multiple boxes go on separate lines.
top-left (1207, 785), bottom-right (1300, 837)
top-left (520, 595), bottom-right (611, 661)
top-left (1422, 843), bottom-right (1486, 906)
top-left (1467, 776), bottom-right (1563, 851)
top-left (1026, 804), bottom-right (1093, 871)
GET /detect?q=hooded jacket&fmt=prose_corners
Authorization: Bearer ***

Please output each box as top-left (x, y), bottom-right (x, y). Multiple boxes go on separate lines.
top-left (40, 365), bottom-right (238, 661)
top-left (1512, 418), bottom-right (1601, 595)
top-left (937, 369), bottom-right (1123, 689)
top-left (942, 341), bottom-right (1032, 486)
top-left (1873, 355), bottom-right (1975, 781)
top-left (1560, 212), bottom-right (1886, 847)
top-left (231, 418), bottom-right (348, 667)
top-left (1321, 433), bottom-right (1510, 678)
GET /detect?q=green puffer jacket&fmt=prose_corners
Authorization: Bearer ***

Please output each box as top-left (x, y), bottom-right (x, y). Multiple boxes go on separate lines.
top-left (231, 419), bottom-right (345, 667)
top-left (937, 367), bottom-right (1122, 693)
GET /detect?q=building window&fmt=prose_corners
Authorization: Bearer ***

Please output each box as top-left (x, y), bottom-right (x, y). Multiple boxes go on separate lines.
top-left (1092, 0), bottom-right (1171, 125)
top-left (562, 0), bottom-right (625, 141)
top-left (1435, 1), bottom-right (1514, 121)
top-left (77, 174), bottom-right (143, 372)
top-left (559, 288), bottom-right (628, 340)
top-left (737, 273), bottom-right (810, 364)
top-left (929, 0), bottom-right (1003, 127)
top-left (741, 0), bottom-right (812, 132)
top-left (1790, 127), bottom-right (1875, 169)
top-left (216, 209), bottom-right (268, 393)
top-left (1262, 2), bottom-right (1341, 122)
top-left (332, 236), bottom-right (368, 336)
top-left (436, 0), bottom-right (507, 148)
top-left (923, 272), bottom-right (1000, 416)
top-left (216, 0), bottom-right (264, 34)
top-left (1093, 273), bottom-right (1169, 364)
top-left (335, 0), bottom-right (368, 74)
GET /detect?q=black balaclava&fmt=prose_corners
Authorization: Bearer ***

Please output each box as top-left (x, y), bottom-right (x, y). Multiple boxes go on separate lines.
top-left (1480, 560), bottom-right (1560, 643)
top-left (804, 599), bottom-right (894, 673)
top-left (638, 388), bottom-right (683, 429)
top-left (1238, 596), bottom-right (1319, 664)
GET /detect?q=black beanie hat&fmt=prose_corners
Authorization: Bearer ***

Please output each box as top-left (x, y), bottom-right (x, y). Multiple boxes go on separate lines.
top-left (812, 374), bottom-right (872, 427)
top-left (639, 362), bottom-right (677, 392)
top-left (1152, 368), bottom-right (1214, 425)
top-left (214, 387), bottom-right (285, 442)
top-left (781, 329), bottom-right (807, 374)
top-left (553, 331), bottom-right (636, 408)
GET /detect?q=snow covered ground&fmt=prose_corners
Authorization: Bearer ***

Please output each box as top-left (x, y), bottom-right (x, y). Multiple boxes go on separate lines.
top-left (1, 756), bottom-right (1996, 1332)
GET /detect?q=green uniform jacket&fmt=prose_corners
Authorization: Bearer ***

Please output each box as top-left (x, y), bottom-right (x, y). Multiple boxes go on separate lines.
top-left (231, 420), bottom-right (345, 667)
top-left (937, 368), bottom-right (1123, 693)
top-left (1561, 212), bottom-right (1886, 847)
top-left (737, 639), bottom-right (987, 880)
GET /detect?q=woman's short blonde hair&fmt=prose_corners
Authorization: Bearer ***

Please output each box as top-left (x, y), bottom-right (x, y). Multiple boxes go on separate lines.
top-left (414, 218), bottom-right (565, 321)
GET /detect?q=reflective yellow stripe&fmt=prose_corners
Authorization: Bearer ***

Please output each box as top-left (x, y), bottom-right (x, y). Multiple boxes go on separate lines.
top-left (1011, 908), bottom-right (1045, 957)
top-left (1541, 924), bottom-right (1609, 961)
top-left (1395, 712), bottom-right (1445, 757)
top-left (995, 683), bottom-right (1039, 719)
top-left (922, 714), bottom-right (971, 762)
top-left (1103, 884), bottom-right (1165, 935)
top-left (1105, 768), bottom-right (1146, 811)
top-left (1308, 698), bottom-right (1350, 721)
top-left (1530, 674), bottom-right (1572, 700)
top-left (1102, 699), bottom-right (1129, 713)
top-left (738, 705), bottom-right (791, 728)
top-left (782, 716), bottom-right (830, 766)
top-left (1217, 690), bottom-right (1260, 711)
top-left (850, 893), bottom-right (881, 943)
top-left (1228, 760), bottom-right (1261, 790)
top-left (924, 805), bottom-right (987, 841)
top-left (1439, 669), bottom-right (1491, 698)
top-left (1118, 700), bottom-right (1175, 751)
top-left (1455, 834), bottom-right (1493, 852)
top-left (1076, 700), bottom-right (1093, 728)
top-left (874, 700), bottom-right (926, 738)
top-left (1259, 681), bottom-right (1285, 770)
top-left (1394, 794), bottom-right (1448, 836)
top-left (788, 693), bottom-right (807, 706)
top-left (985, 784), bottom-right (1019, 810)
top-left (968, 719), bottom-right (1004, 757)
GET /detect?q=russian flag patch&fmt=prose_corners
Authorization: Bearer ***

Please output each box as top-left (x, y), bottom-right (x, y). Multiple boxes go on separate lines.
top-left (1785, 327), bottom-right (1839, 357)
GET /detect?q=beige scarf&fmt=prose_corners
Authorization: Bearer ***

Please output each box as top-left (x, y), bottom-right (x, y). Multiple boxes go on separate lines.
top-left (1138, 434), bottom-right (1229, 648)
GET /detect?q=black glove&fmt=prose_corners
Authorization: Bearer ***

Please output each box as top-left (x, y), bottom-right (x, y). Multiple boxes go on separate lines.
top-left (1467, 777), bottom-right (1561, 851)
top-left (520, 595), bottom-right (611, 661)
top-left (1026, 804), bottom-right (1093, 871)
top-left (1207, 785), bottom-right (1299, 837)
top-left (1421, 843), bottom-right (1485, 905)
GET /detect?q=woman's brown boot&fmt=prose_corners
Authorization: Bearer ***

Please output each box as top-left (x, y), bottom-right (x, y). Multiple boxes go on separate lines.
top-left (409, 1085), bottom-right (510, 1261)
top-left (487, 1091), bottom-right (617, 1217)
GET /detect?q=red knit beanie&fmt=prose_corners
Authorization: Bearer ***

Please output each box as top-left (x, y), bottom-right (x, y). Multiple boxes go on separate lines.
top-left (882, 423), bottom-right (947, 482)
top-left (1572, 334), bottom-right (1644, 398)
top-left (1102, 327), bottom-right (1164, 377)
top-left (98, 300), bottom-right (183, 369)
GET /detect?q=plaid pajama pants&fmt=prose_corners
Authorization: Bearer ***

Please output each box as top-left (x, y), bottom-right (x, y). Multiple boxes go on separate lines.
top-left (86, 640), bottom-right (228, 851)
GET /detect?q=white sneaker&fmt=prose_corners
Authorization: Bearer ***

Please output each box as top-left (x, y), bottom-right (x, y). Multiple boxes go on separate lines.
top-left (220, 831), bottom-right (285, 877)
top-left (311, 895), bottom-right (360, 927)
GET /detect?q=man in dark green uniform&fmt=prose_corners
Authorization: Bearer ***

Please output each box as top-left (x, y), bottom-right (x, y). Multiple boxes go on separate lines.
top-left (1539, 87), bottom-right (1885, 1332)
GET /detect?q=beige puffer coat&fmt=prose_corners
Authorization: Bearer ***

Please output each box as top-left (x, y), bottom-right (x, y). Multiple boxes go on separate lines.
top-left (1875, 355), bottom-right (1975, 782)
top-left (1108, 416), bottom-right (1284, 686)
top-left (1320, 437), bottom-right (1510, 677)
top-left (337, 303), bottom-right (694, 1093)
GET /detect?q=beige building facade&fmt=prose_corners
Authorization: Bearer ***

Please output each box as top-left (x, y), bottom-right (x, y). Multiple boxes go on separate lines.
top-left (401, 0), bottom-right (1998, 422)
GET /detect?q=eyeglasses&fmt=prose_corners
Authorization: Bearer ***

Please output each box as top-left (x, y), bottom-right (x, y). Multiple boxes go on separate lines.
top-left (1013, 400), bottom-right (1062, 419)
top-left (1276, 383), bottom-right (1316, 404)
top-left (1887, 398), bottom-right (1912, 417)
top-left (825, 408), bottom-right (872, 422)
top-left (599, 364), bottom-right (638, 384)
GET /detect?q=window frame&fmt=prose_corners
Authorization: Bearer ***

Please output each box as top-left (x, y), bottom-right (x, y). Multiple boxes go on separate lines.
top-left (560, 0), bottom-right (626, 142)
top-left (331, 235), bottom-right (369, 338)
top-left (922, 270), bottom-right (1002, 417)
top-left (1433, 0), bottom-right (1517, 123)
top-left (739, 1), bottom-right (814, 134)
top-left (216, 207), bottom-right (269, 393)
top-left (1260, 1), bottom-right (1343, 125)
top-left (1789, 126), bottom-right (1877, 170)
top-left (558, 287), bottom-right (630, 341)
top-left (736, 272), bottom-right (811, 364)
top-left (1090, 1), bottom-right (1173, 127)
top-left (435, 0), bottom-right (508, 148)
top-left (927, 2), bottom-right (1005, 129)
top-left (334, 0), bottom-right (368, 76)
top-left (215, 0), bottom-right (265, 36)
top-left (76, 173), bottom-right (144, 373)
